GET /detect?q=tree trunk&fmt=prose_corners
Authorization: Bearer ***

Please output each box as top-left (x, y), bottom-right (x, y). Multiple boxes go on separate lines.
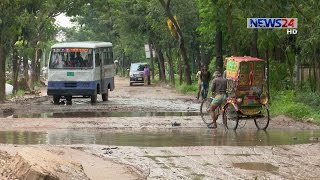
top-left (12, 46), bottom-right (19, 93)
top-left (215, 30), bottom-right (223, 73)
top-left (155, 48), bottom-right (166, 82)
top-left (226, 2), bottom-right (237, 55)
top-left (0, 44), bottom-right (6, 103)
top-left (166, 47), bottom-right (175, 85)
top-left (250, 29), bottom-right (258, 57)
top-left (178, 53), bottom-right (183, 85)
top-left (36, 48), bottom-right (42, 82)
top-left (121, 50), bottom-right (125, 77)
top-left (313, 48), bottom-right (317, 92)
top-left (22, 55), bottom-right (30, 91)
top-left (317, 50), bottom-right (320, 92)
top-left (265, 49), bottom-right (270, 100)
top-left (274, 47), bottom-right (283, 62)
top-left (293, 54), bottom-right (300, 88)
top-left (30, 47), bottom-right (38, 90)
top-left (148, 41), bottom-right (155, 80)
top-left (308, 65), bottom-right (314, 92)
top-left (159, 0), bottom-right (191, 85)
top-left (195, 41), bottom-right (201, 70)
top-left (200, 43), bottom-right (213, 67)
top-left (153, 45), bottom-right (166, 82)
top-left (179, 44), bottom-right (191, 84)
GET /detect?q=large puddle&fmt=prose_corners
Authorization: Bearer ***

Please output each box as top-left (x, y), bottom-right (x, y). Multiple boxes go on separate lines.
top-left (0, 129), bottom-right (319, 146)
top-left (4, 111), bottom-right (200, 118)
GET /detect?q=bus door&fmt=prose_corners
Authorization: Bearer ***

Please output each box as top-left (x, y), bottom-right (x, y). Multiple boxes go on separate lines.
top-left (100, 48), bottom-right (106, 93)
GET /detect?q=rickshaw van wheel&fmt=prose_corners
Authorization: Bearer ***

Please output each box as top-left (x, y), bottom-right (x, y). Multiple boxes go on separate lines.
top-left (254, 105), bottom-right (270, 130)
top-left (200, 98), bottom-right (213, 126)
top-left (222, 103), bottom-right (239, 130)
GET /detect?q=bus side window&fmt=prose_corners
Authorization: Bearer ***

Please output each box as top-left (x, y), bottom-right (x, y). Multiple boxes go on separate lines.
top-left (102, 48), bottom-right (107, 65)
top-left (107, 47), bottom-right (113, 65)
top-left (95, 53), bottom-right (101, 67)
top-left (86, 54), bottom-right (93, 67)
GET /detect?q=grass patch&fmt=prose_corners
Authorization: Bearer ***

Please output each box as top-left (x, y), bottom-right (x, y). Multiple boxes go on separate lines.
top-left (6, 89), bottom-right (25, 99)
top-left (176, 83), bottom-right (198, 94)
top-left (270, 90), bottom-right (320, 124)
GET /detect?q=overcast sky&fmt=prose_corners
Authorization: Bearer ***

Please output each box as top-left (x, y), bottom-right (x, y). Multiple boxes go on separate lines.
top-left (55, 13), bottom-right (73, 28)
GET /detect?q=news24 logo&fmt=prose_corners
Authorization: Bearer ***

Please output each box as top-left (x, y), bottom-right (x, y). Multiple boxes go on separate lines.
top-left (247, 18), bottom-right (298, 34)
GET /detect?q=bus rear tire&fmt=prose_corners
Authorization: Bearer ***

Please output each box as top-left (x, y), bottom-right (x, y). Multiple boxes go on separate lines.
top-left (102, 91), bottom-right (108, 101)
top-left (66, 96), bottom-right (72, 105)
top-left (91, 94), bottom-right (97, 103)
top-left (53, 95), bottom-right (60, 105)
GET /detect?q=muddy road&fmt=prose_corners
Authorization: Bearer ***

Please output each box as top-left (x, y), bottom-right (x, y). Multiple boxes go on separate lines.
top-left (0, 76), bottom-right (320, 179)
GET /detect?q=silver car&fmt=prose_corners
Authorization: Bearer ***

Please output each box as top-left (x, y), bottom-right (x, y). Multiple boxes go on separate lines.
top-left (129, 63), bottom-right (149, 86)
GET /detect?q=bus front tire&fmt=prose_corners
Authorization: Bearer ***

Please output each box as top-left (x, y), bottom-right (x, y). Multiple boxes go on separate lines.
top-left (66, 96), bottom-right (72, 105)
top-left (102, 91), bottom-right (108, 101)
top-left (53, 95), bottom-right (60, 105)
top-left (91, 94), bottom-right (97, 103)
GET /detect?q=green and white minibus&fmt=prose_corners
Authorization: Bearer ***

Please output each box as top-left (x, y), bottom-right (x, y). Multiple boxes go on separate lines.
top-left (47, 41), bottom-right (115, 104)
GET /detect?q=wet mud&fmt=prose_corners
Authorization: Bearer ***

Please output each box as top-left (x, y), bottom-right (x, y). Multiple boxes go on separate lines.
top-left (0, 76), bottom-right (320, 179)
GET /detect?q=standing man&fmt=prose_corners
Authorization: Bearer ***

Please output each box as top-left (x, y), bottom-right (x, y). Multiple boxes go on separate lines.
top-left (144, 64), bottom-right (150, 86)
top-left (196, 66), bottom-right (202, 100)
top-left (200, 66), bottom-right (211, 99)
top-left (210, 71), bottom-right (227, 129)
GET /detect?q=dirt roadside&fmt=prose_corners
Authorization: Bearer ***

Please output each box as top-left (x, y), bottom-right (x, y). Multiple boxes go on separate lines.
top-left (0, 76), bottom-right (320, 179)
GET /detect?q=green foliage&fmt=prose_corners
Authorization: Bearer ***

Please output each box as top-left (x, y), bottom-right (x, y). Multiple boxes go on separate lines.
top-left (270, 90), bottom-right (320, 124)
top-left (0, 0), bottom-right (319, 125)
top-left (269, 60), bottom-right (291, 90)
top-left (296, 91), bottom-right (320, 111)
top-left (6, 89), bottom-right (25, 99)
top-left (15, 89), bottom-right (25, 97)
top-left (207, 57), bottom-right (216, 74)
top-left (176, 82), bottom-right (198, 94)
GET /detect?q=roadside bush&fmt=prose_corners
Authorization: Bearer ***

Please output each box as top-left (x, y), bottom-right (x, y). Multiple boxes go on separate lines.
top-left (296, 91), bottom-right (320, 110)
top-left (270, 90), bottom-right (320, 124)
top-left (176, 83), bottom-right (198, 94)
top-left (6, 89), bottom-right (25, 99)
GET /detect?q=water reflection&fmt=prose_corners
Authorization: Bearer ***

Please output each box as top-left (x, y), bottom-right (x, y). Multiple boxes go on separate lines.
top-left (0, 131), bottom-right (48, 145)
top-left (9, 111), bottom-right (200, 118)
top-left (0, 129), bottom-right (319, 146)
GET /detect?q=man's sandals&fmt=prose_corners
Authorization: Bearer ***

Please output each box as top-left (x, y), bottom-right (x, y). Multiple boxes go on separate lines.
top-left (207, 121), bottom-right (217, 129)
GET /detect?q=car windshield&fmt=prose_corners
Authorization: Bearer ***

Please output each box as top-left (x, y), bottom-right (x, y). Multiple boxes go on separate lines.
top-left (131, 64), bottom-right (145, 71)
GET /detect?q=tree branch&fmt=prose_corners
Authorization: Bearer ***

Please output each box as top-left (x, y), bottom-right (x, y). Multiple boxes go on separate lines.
top-left (290, 0), bottom-right (314, 25)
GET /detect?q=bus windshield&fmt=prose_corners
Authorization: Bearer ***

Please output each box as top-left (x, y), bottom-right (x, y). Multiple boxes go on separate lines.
top-left (49, 48), bottom-right (93, 69)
